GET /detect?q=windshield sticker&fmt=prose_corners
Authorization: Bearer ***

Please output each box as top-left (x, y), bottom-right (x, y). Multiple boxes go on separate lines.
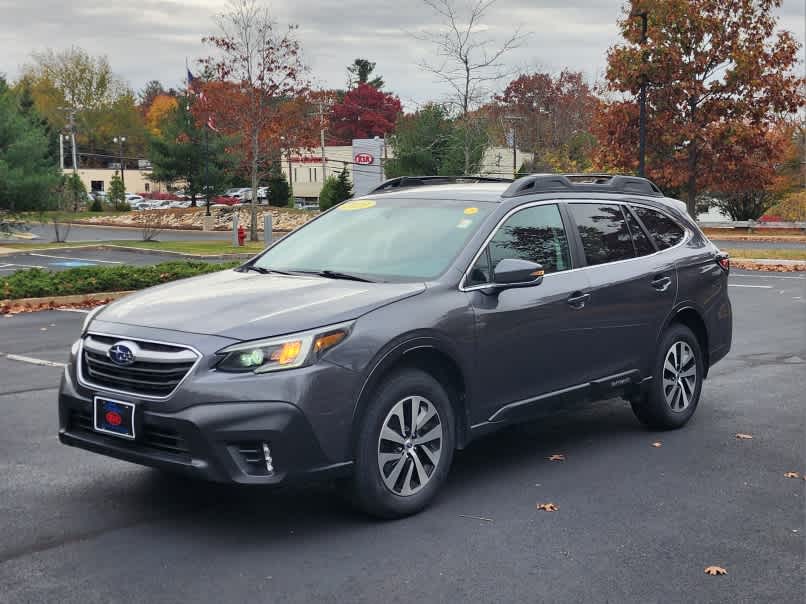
top-left (456, 218), bottom-right (473, 229)
top-left (339, 199), bottom-right (376, 211)
top-left (464, 207), bottom-right (479, 215)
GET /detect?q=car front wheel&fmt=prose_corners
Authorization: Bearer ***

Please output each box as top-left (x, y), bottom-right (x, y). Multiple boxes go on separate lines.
top-left (350, 369), bottom-right (455, 518)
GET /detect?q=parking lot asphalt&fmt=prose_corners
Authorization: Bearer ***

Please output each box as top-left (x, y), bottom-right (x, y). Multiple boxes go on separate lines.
top-left (0, 247), bottom-right (239, 273)
top-left (0, 270), bottom-right (803, 603)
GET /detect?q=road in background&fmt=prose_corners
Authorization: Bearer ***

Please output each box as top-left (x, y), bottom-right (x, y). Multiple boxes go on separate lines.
top-left (21, 223), bottom-right (239, 242)
top-left (0, 270), bottom-right (803, 603)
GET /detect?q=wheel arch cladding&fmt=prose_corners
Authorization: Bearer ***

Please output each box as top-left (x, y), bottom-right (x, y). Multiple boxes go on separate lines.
top-left (351, 344), bottom-right (469, 452)
top-left (670, 307), bottom-right (710, 377)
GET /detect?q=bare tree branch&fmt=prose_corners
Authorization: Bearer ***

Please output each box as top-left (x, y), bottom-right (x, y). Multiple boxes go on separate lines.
top-left (413, 0), bottom-right (529, 173)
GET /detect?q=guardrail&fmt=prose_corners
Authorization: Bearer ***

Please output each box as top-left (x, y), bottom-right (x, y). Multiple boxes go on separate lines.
top-left (699, 220), bottom-right (806, 232)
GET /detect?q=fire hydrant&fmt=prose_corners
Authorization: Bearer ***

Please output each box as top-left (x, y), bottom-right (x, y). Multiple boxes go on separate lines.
top-left (237, 224), bottom-right (246, 246)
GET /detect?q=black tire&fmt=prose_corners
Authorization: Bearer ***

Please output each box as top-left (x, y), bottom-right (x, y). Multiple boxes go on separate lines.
top-left (631, 323), bottom-right (704, 430)
top-left (350, 368), bottom-right (455, 519)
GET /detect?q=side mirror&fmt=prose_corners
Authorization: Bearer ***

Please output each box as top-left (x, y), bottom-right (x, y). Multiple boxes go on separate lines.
top-left (486, 258), bottom-right (544, 293)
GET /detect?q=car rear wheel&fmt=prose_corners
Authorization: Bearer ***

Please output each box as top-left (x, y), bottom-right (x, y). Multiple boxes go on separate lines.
top-left (350, 369), bottom-right (455, 518)
top-left (631, 323), bottom-right (704, 429)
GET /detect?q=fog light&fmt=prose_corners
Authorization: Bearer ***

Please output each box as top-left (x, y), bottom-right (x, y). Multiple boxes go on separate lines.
top-left (262, 442), bottom-right (274, 473)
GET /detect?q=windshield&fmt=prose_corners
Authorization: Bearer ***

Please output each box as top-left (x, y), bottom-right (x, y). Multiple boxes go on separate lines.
top-left (253, 197), bottom-right (494, 281)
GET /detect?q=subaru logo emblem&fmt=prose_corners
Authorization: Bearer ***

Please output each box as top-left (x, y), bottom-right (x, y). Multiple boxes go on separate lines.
top-left (108, 343), bottom-right (136, 366)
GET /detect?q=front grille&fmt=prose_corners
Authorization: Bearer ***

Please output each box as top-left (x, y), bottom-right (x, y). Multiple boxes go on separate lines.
top-left (68, 408), bottom-right (191, 458)
top-left (80, 334), bottom-right (199, 398)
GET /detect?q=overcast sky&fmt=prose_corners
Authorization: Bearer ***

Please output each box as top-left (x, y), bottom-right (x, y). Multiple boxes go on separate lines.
top-left (1, 0), bottom-right (803, 109)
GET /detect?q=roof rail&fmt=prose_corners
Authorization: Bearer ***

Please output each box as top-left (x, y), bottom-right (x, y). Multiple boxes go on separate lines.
top-left (501, 173), bottom-right (664, 198)
top-left (368, 175), bottom-right (513, 194)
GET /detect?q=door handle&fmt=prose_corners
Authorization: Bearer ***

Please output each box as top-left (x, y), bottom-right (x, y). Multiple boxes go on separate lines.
top-left (567, 291), bottom-right (591, 309)
top-left (651, 275), bottom-right (672, 292)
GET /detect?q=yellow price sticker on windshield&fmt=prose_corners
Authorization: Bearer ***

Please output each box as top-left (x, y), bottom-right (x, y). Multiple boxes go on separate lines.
top-left (339, 199), bottom-right (376, 211)
top-left (464, 207), bottom-right (479, 215)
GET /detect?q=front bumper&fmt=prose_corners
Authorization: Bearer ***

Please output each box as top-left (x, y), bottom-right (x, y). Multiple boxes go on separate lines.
top-left (59, 323), bottom-right (361, 484)
top-left (59, 392), bottom-right (352, 484)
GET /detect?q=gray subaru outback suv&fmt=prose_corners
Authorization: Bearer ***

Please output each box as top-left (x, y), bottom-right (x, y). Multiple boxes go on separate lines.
top-left (59, 174), bottom-right (732, 518)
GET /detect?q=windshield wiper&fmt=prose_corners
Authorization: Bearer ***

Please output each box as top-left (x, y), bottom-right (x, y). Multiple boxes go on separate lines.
top-left (304, 269), bottom-right (375, 283)
top-left (241, 265), bottom-right (292, 275)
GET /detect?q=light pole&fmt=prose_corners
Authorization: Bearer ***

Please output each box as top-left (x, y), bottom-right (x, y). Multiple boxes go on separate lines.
top-left (502, 115), bottom-right (527, 178)
top-left (112, 136), bottom-right (127, 190)
top-left (632, 10), bottom-right (649, 177)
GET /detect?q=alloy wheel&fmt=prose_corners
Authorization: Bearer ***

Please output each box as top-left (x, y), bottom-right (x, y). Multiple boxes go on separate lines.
top-left (377, 395), bottom-right (443, 496)
top-left (662, 341), bottom-right (698, 412)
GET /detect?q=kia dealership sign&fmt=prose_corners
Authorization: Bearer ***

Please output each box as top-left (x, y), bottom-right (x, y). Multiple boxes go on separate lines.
top-left (351, 139), bottom-right (385, 196)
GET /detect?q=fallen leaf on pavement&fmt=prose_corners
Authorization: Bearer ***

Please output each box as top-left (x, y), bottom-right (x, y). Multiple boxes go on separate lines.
top-left (704, 566), bottom-right (727, 576)
top-left (783, 472), bottom-right (800, 479)
top-left (735, 433), bottom-right (753, 440)
top-left (537, 503), bottom-right (559, 512)
top-left (547, 454), bottom-right (566, 462)
top-left (651, 442), bottom-right (662, 448)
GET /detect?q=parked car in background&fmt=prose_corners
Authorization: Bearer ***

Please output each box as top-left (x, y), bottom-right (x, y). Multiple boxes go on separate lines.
top-left (295, 201), bottom-right (320, 211)
top-left (59, 174), bottom-right (732, 518)
top-left (125, 194), bottom-right (145, 205)
top-left (221, 187), bottom-right (252, 201)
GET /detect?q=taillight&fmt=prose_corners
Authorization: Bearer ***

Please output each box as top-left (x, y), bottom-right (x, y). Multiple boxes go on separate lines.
top-left (716, 252), bottom-right (730, 273)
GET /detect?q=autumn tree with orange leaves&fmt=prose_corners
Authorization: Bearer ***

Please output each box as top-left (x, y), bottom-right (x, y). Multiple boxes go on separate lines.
top-left (201, 0), bottom-right (308, 240)
top-left (594, 0), bottom-right (803, 215)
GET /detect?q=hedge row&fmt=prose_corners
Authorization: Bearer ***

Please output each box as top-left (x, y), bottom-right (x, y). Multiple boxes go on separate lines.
top-left (2, 261), bottom-right (240, 300)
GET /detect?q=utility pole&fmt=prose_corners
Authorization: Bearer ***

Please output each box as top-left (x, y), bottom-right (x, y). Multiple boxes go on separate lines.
top-left (318, 102), bottom-right (327, 182)
top-left (634, 10), bottom-right (649, 178)
top-left (59, 133), bottom-right (65, 171)
top-left (68, 110), bottom-right (78, 173)
top-left (281, 136), bottom-right (294, 202)
top-left (113, 136), bottom-right (127, 190)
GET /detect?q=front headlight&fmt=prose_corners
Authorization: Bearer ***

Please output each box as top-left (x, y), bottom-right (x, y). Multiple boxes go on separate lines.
top-left (81, 305), bottom-right (105, 335)
top-left (216, 323), bottom-right (351, 374)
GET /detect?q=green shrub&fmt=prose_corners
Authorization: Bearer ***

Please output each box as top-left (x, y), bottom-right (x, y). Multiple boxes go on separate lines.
top-left (89, 197), bottom-right (103, 212)
top-left (1, 261), bottom-right (239, 300)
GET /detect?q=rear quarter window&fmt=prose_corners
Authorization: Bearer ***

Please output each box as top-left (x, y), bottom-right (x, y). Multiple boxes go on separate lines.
top-left (632, 206), bottom-right (685, 250)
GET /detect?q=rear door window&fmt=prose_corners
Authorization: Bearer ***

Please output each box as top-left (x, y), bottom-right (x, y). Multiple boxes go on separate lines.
top-left (631, 206), bottom-right (685, 249)
top-left (467, 204), bottom-right (571, 285)
top-left (568, 203), bottom-right (636, 266)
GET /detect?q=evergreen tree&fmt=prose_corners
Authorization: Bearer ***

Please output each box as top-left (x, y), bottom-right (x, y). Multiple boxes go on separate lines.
top-left (0, 76), bottom-right (59, 217)
top-left (108, 172), bottom-right (128, 210)
top-left (319, 167), bottom-right (353, 210)
top-left (266, 162), bottom-right (290, 207)
top-left (386, 104), bottom-right (486, 177)
top-left (148, 95), bottom-right (233, 207)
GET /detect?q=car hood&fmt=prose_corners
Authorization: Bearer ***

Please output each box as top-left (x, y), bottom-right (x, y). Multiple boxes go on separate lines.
top-left (95, 269), bottom-right (425, 340)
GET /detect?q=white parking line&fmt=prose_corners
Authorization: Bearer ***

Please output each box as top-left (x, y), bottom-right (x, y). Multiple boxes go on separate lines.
top-left (731, 274), bottom-right (805, 280)
top-left (0, 353), bottom-right (66, 368)
top-left (27, 253), bottom-right (122, 264)
top-left (56, 308), bottom-right (90, 314)
top-left (728, 284), bottom-right (773, 289)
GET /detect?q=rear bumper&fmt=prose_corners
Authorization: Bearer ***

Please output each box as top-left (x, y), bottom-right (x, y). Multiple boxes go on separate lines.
top-left (59, 393), bottom-right (353, 485)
